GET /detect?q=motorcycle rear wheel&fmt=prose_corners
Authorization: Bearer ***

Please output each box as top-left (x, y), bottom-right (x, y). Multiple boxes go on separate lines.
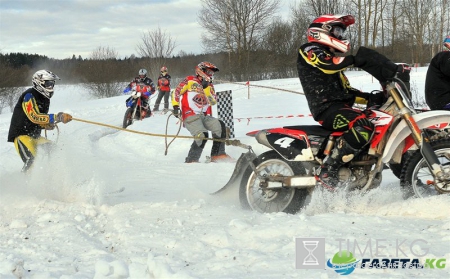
top-left (401, 138), bottom-right (450, 198)
top-left (239, 150), bottom-right (309, 214)
top-left (123, 107), bottom-right (134, 128)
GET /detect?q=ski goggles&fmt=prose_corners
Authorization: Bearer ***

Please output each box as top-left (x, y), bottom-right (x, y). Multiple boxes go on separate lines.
top-left (204, 68), bottom-right (215, 77)
top-left (331, 26), bottom-right (345, 39)
top-left (43, 80), bottom-right (55, 88)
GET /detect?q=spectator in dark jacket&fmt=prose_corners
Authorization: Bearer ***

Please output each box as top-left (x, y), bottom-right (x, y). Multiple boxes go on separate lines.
top-left (425, 36), bottom-right (450, 110)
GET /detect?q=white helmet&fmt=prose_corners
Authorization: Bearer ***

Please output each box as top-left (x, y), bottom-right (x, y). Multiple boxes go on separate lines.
top-left (32, 70), bottom-right (60, 99)
top-left (138, 69), bottom-right (147, 81)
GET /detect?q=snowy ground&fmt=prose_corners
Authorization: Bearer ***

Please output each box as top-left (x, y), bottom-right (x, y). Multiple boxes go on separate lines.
top-left (0, 68), bottom-right (449, 278)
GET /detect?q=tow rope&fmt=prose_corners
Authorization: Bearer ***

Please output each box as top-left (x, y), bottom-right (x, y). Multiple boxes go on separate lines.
top-left (72, 116), bottom-right (251, 152)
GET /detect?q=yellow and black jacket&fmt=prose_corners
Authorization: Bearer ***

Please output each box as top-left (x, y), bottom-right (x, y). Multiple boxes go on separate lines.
top-left (297, 42), bottom-right (367, 120)
top-left (8, 88), bottom-right (56, 142)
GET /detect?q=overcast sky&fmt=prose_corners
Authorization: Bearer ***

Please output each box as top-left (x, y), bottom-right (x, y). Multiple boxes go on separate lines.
top-left (0, 0), bottom-right (293, 60)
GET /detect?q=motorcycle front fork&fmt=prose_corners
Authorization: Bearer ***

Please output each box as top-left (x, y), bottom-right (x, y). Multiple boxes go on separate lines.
top-left (388, 84), bottom-right (448, 182)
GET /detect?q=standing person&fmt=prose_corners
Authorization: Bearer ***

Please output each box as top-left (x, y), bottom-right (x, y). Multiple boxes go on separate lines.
top-left (172, 62), bottom-right (233, 163)
top-left (297, 14), bottom-right (410, 189)
top-left (124, 68), bottom-right (156, 116)
top-left (7, 70), bottom-right (72, 172)
top-left (425, 35), bottom-right (450, 110)
top-left (154, 66), bottom-right (172, 112)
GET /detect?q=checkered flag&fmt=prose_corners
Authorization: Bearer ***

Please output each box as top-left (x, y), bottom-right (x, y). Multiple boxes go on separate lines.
top-left (216, 90), bottom-right (235, 138)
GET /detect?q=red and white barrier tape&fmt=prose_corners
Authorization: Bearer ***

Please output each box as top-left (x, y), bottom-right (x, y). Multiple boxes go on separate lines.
top-left (235, 114), bottom-right (313, 125)
top-left (215, 79), bottom-right (304, 95)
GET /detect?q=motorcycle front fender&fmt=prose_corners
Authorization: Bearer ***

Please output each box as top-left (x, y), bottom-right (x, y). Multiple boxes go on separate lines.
top-left (382, 110), bottom-right (450, 163)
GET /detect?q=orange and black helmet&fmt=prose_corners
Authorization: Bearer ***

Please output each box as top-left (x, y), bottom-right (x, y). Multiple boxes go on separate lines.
top-left (195, 62), bottom-right (219, 82)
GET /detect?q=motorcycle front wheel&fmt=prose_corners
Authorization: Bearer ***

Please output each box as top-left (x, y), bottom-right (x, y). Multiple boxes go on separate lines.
top-left (401, 138), bottom-right (450, 198)
top-left (123, 107), bottom-right (134, 128)
top-left (239, 150), bottom-right (309, 214)
top-left (389, 151), bottom-right (412, 179)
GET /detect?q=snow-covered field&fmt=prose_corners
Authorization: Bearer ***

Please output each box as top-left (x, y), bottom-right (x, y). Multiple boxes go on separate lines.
top-left (0, 68), bottom-right (449, 278)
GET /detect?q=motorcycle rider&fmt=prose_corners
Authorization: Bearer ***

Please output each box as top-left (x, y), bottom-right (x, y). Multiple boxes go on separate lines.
top-left (425, 35), bottom-right (450, 111)
top-left (172, 62), bottom-right (233, 163)
top-left (297, 14), bottom-right (410, 189)
top-left (7, 70), bottom-right (72, 172)
top-left (124, 68), bottom-right (156, 116)
top-left (154, 66), bottom-right (172, 112)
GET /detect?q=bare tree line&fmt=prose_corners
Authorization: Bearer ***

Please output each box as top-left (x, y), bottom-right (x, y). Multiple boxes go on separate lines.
top-left (198, 0), bottom-right (449, 80)
top-left (1, 0), bottom-right (449, 112)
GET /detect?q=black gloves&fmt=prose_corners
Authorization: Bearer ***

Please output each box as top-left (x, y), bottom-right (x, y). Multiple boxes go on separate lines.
top-left (367, 90), bottom-right (387, 108)
top-left (396, 63), bottom-right (411, 82)
top-left (172, 105), bottom-right (180, 118)
top-left (395, 63), bottom-right (411, 90)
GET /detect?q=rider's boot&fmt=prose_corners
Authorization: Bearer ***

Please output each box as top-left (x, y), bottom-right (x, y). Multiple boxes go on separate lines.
top-left (185, 143), bottom-right (203, 163)
top-left (210, 122), bottom-right (234, 162)
top-left (21, 157), bottom-right (34, 173)
top-left (317, 137), bottom-right (359, 190)
top-left (210, 121), bottom-right (226, 157)
top-left (185, 134), bottom-right (208, 163)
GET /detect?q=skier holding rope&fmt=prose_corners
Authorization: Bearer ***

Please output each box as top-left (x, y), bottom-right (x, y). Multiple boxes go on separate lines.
top-left (172, 62), bottom-right (234, 163)
top-left (7, 70), bottom-right (72, 172)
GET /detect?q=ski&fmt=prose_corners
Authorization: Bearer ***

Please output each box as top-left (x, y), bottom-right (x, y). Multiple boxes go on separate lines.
top-left (105, 187), bottom-right (125, 195)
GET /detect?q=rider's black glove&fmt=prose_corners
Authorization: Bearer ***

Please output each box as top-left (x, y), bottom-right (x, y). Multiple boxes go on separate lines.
top-left (173, 105), bottom-right (180, 118)
top-left (367, 90), bottom-right (386, 108)
top-left (395, 63), bottom-right (411, 91)
top-left (396, 64), bottom-right (411, 80)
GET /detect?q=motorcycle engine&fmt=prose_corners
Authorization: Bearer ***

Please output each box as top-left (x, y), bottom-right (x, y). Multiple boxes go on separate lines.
top-left (338, 166), bottom-right (371, 190)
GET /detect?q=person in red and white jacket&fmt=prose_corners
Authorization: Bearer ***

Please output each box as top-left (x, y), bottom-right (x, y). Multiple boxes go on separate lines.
top-left (172, 62), bottom-right (233, 163)
top-left (153, 66), bottom-right (172, 112)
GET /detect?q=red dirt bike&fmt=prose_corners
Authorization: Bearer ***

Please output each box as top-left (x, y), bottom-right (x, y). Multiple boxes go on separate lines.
top-left (220, 78), bottom-right (450, 214)
top-left (123, 90), bottom-right (151, 128)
